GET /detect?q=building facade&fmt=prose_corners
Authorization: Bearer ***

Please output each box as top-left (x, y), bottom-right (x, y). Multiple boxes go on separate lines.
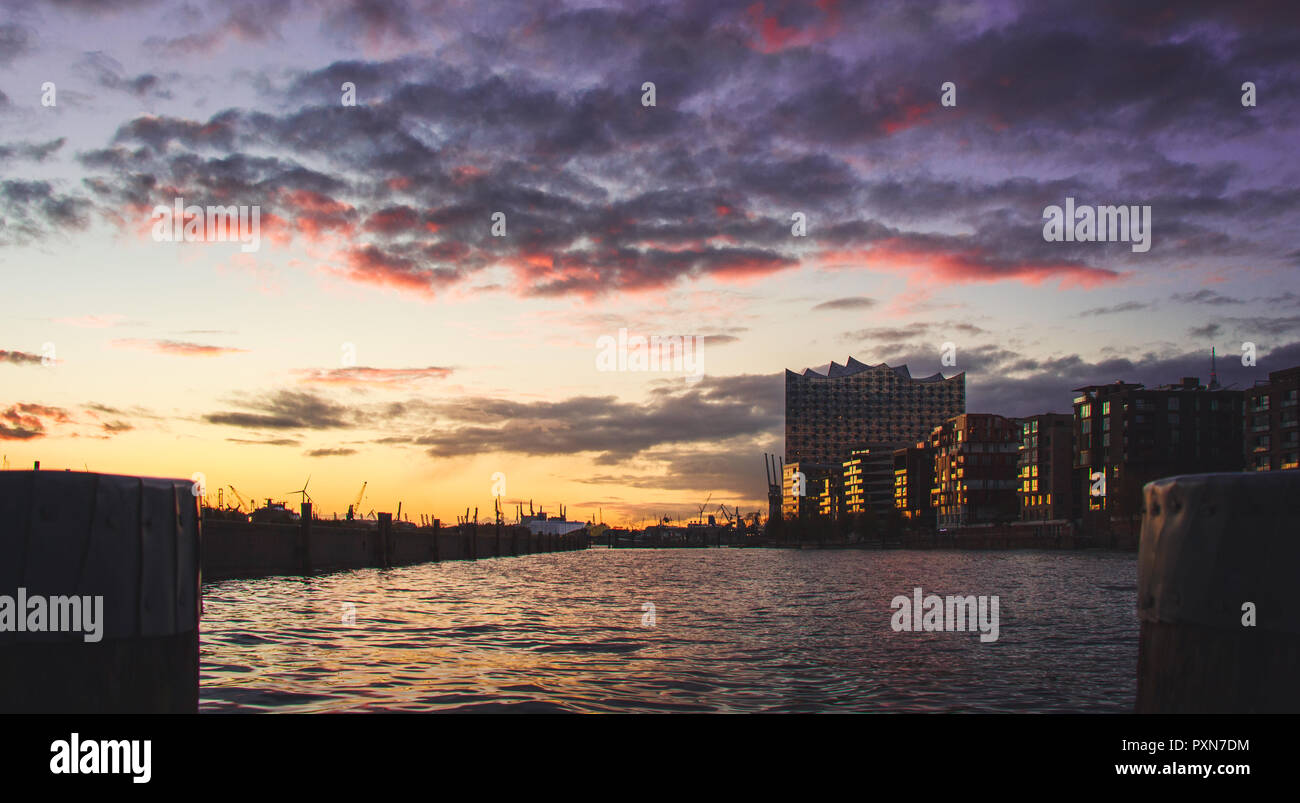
top-left (840, 447), bottom-right (894, 517)
top-left (1244, 366), bottom-right (1300, 472)
top-left (892, 442), bottom-right (934, 525)
top-left (782, 461), bottom-right (837, 520)
top-left (931, 413), bottom-right (1021, 529)
top-left (786, 358), bottom-right (965, 466)
top-left (842, 449), bottom-right (868, 516)
top-left (1072, 377), bottom-right (1244, 516)
top-left (1018, 413), bottom-right (1076, 521)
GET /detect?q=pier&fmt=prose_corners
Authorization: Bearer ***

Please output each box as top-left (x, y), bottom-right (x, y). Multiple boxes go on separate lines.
top-left (204, 503), bottom-right (586, 581)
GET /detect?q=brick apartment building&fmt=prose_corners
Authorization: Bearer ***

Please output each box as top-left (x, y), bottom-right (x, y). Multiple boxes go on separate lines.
top-left (782, 461), bottom-right (837, 520)
top-left (931, 413), bottom-right (1022, 529)
top-left (1018, 413), bottom-right (1076, 521)
top-left (1072, 377), bottom-right (1244, 517)
top-left (892, 441), bottom-right (934, 526)
top-left (1244, 366), bottom-right (1300, 472)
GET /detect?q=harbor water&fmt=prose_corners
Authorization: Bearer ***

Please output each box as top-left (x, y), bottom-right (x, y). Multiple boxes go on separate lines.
top-left (200, 548), bottom-right (1137, 713)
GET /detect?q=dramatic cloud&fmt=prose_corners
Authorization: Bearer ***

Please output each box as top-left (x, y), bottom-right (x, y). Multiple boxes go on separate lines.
top-left (42, 0), bottom-right (1290, 306)
top-left (412, 373), bottom-right (781, 463)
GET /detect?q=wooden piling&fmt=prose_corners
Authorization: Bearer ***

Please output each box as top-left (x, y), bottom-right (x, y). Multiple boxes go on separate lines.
top-left (377, 513), bottom-right (392, 568)
top-left (300, 502), bottom-right (313, 573)
top-left (0, 471), bottom-right (200, 713)
top-left (1137, 472), bottom-right (1300, 713)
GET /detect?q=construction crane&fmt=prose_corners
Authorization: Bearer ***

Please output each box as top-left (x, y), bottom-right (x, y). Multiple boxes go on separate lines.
top-left (695, 493), bottom-right (713, 524)
top-left (227, 485), bottom-right (250, 513)
top-left (347, 481), bottom-right (367, 521)
top-left (716, 504), bottom-right (735, 526)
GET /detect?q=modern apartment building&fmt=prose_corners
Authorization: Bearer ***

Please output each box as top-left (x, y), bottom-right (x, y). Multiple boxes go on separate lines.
top-left (841, 448), bottom-right (893, 516)
top-left (1018, 413), bottom-right (1076, 521)
top-left (782, 461), bottom-right (837, 520)
top-left (930, 413), bottom-right (1021, 529)
top-left (842, 449), bottom-right (868, 516)
top-left (1072, 377), bottom-right (1244, 516)
top-left (892, 441), bottom-right (934, 525)
top-left (1244, 366), bottom-right (1300, 472)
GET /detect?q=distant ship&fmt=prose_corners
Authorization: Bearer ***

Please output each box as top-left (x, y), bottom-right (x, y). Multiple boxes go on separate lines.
top-left (250, 498), bottom-right (300, 524)
top-left (517, 502), bottom-right (587, 536)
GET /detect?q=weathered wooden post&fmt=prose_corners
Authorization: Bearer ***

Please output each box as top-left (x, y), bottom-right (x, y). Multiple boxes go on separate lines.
top-left (1137, 472), bottom-right (1300, 713)
top-left (300, 502), bottom-right (313, 573)
top-left (0, 471), bottom-right (200, 713)
top-left (377, 513), bottom-right (392, 568)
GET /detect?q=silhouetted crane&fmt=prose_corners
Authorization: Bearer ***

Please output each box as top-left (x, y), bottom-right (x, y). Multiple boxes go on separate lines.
top-left (227, 485), bottom-right (250, 513)
top-left (695, 493), bottom-right (713, 524)
top-left (347, 481), bottom-right (367, 520)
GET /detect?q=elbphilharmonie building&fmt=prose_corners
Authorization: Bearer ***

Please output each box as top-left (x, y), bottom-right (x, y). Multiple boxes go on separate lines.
top-left (785, 358), bottom-right (966, 465)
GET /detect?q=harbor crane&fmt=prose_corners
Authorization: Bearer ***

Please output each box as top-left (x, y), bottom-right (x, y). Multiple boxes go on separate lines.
top-left (695, 493), bottom-right (713, 524)
top-left (227, 485), bottom-right (250, 513)
top-left (347, 481), bottom-right (367, 521)
top-left (764, 453), bottom-right (783, 524)
top-left (716, 504), bottom-right (736, 526)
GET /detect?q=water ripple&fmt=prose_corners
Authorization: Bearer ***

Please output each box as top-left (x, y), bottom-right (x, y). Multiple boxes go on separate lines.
top-left (200, 548), bottom-right (1138, 713)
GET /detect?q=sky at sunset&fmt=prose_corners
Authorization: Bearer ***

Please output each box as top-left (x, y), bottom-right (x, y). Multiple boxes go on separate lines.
top-left (2, 0), bottom-right (1299, 525)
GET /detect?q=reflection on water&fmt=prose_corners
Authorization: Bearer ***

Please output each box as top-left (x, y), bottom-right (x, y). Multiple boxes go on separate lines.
top-left (200, 548), bottom-right (1137, 713)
